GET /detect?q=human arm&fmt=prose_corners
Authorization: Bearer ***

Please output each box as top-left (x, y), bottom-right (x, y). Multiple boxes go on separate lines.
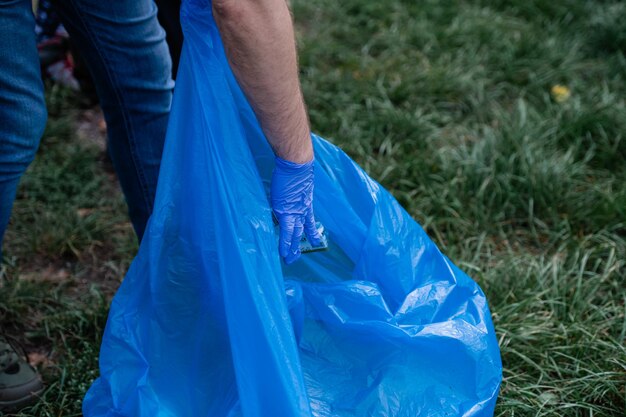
top-left (212, 0), bottom-right (312, 164)
top-left (212, 0), bottom-right (321, 263)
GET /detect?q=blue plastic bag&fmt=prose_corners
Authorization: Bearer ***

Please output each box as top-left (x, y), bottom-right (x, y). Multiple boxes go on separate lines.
top-left (83, 1), bottom-right (502, 415)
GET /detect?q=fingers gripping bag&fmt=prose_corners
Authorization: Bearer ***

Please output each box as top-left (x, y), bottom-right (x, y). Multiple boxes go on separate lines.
top-left (83, 1), bottom-right (502, 416)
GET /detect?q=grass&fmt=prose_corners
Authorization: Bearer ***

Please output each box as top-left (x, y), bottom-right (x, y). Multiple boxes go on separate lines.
top-left (1, 0), bottom-right (625, 415)
top-left (0, 86), bottom-right (136, 416)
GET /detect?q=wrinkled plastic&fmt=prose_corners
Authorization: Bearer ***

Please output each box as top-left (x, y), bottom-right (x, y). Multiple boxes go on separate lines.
top-left (83, 1), bottom-right (502, 416)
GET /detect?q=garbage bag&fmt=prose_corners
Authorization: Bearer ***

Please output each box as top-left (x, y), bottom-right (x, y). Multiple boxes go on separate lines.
top-left (83, 1), bottom-right (502, 416)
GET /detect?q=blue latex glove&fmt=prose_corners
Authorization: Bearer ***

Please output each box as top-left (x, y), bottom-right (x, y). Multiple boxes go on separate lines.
top-left (271, 156), bottom-right (322, 264)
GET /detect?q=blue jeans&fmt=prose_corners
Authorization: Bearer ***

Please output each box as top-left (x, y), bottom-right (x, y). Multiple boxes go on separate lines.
top-left (0, 0), bottom-right (174, 247)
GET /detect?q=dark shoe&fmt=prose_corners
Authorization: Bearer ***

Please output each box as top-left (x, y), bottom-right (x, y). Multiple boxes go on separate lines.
top-left (0, 336), bottom-right (44, 412)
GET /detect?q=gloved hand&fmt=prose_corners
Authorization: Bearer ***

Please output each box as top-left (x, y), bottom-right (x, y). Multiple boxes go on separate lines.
top-left (270, 156), bottom-right (322, 264)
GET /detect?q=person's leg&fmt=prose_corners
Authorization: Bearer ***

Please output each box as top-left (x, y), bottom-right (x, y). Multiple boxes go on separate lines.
top-left (0, 0), bottom-right (48, 250)
top-left (0, 3), bottom-right (48, 411)
top-left (53, 0), bottom-right (174, 241)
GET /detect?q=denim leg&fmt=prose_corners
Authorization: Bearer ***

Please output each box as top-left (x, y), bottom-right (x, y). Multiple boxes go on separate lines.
top-left (0, 0), bottom-right (48, 250)
top-left (53, 0), bottom-right (174, 241)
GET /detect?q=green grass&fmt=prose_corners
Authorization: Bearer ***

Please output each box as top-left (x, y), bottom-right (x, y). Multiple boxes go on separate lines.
top-left (0, 86), bottom-right (136, 417)
top-left (1, 0), bottom-right (625, 415)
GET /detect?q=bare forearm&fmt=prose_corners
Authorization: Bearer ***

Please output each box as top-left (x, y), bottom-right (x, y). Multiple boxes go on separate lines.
top-left (213, 0), bottom-right (313, 163)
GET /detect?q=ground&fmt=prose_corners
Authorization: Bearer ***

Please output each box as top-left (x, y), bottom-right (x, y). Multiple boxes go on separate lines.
top-left (1, 0), bottom-right (625, 416)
